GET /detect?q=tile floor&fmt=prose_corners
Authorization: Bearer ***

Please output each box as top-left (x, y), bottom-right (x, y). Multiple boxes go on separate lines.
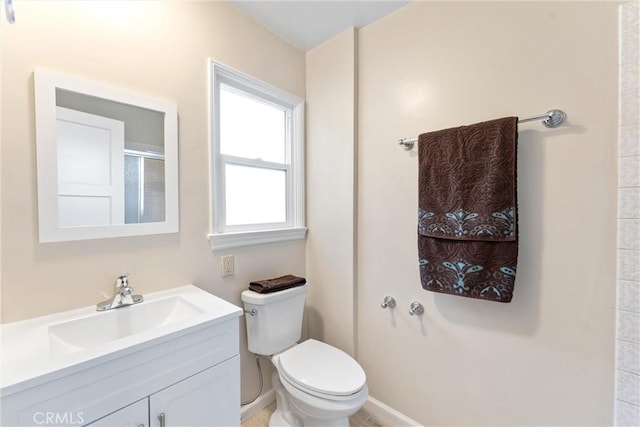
top-left (242, 402), bottom-right (383, 427)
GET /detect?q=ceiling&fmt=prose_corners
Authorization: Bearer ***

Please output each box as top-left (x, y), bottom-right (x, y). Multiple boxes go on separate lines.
top-left (227, 1), bottom-right (411, 52)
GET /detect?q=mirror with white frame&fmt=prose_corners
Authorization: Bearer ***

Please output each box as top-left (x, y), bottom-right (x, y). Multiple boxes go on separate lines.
top-left (34, 69), bottom-right (179, 242)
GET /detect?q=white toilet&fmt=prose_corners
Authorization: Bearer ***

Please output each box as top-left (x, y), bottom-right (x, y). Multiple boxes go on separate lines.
top-left (241, 284), bottom-right (368, 427)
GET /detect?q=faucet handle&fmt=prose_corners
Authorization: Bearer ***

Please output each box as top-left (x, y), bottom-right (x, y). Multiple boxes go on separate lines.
top-left (116, 274), bottom-right (130, 289)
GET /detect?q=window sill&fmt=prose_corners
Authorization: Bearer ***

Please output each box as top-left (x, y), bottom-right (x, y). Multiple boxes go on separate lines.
top-left (207, 227), bottom-right (307, 251)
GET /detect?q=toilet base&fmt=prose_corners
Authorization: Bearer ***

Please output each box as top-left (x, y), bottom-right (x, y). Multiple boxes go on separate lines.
top-left (269, 371), bottom-right (302, 427)
top-left (268, 409), bottom-right (297, 427)
top-left (301, 416), bottom-right (349, 427)
top-left (268, 407), bottom-right (349, 427)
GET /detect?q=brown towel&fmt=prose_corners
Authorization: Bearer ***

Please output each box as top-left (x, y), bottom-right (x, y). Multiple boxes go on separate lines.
top-left (249, 275), bottom-right (306, 294)
top-left (417, 117), bottom-right (518, 302)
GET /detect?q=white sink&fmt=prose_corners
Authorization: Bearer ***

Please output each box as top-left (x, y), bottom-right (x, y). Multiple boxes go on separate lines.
top-left (48, 296), bottom-right (205, 353)
top-left (0, 285), bottom-right (242, 395)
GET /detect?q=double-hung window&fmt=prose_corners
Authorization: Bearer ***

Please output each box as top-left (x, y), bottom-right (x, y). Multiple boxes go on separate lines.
top-left (208, 60), bottom-right (306, 250)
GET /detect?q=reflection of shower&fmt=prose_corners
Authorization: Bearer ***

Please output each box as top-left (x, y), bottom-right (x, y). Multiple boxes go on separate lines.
top-left (4, 0), bottom-right (15, 24)
top-left (124, 150), bottom-right (166, 224)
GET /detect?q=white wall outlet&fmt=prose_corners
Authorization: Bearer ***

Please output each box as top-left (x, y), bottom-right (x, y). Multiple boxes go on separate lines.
top-left (221, 255), bottom-right (234, 277)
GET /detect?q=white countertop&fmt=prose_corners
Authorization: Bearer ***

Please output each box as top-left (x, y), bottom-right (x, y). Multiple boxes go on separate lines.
top-left (0, 285), bottom-right (242, 396)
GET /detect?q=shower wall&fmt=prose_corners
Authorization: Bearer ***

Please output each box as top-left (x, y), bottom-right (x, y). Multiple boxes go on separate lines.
top-left (616, 2), bottom-right (640, 425)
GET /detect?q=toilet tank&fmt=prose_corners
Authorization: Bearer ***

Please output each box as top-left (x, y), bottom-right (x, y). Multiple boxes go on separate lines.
top-left (241, 285), bottom-right (307, 356)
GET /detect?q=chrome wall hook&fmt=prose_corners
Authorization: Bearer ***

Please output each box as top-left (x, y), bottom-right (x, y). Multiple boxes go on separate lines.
top-left (5, 0), bottom-right (15, 24)
top-left (409, 301), bottom-right (424, 316)
top-left (380, 296), bottom-right (396, 309)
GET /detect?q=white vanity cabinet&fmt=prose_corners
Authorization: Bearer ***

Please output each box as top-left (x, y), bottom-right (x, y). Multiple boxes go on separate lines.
top-left (0, 286), bottom-right (243, 427)
top-left (88, 356), bottom-right (240, 427)
top-left (148, 357), bottom-right (240, 427)
top-left (87, 399), bottom-right (148, 427)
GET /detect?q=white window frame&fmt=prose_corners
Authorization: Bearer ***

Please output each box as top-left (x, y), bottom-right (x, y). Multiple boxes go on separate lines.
top-left (207, 59), bottom-right (306, 250)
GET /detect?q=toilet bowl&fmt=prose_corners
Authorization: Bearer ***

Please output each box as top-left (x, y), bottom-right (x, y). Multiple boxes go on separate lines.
top-left (241, 285), bottom-right (368, 427)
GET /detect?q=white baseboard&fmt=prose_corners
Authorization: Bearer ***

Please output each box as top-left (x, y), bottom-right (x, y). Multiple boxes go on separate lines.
top-left (364, 395), bottom-right (423, 427)
top-left (240, 388), bottom-right (275, 423)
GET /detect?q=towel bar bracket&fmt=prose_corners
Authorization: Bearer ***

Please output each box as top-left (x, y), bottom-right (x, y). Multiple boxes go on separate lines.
top-left (398, 138), bottom-right (414, 151)
top-left (542, 109), bottom-right (566, 128)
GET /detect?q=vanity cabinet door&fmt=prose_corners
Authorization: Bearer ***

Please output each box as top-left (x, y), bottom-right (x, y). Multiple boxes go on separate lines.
top-left (85, 398), bottom-right (148, 427)
top-left (149, 356), bottom-right (240, 427)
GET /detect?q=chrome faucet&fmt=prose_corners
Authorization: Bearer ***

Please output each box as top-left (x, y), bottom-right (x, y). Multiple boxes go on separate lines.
top-left (96, 274), bottom-right (144, 311)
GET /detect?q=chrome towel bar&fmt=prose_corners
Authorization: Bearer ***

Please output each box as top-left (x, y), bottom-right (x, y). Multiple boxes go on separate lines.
top-left (398, 109), bottom-right (566, 150)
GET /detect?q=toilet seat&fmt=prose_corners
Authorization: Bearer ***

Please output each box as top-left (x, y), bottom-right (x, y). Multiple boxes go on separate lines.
top-left (277, 339), bottom-right (366, 401)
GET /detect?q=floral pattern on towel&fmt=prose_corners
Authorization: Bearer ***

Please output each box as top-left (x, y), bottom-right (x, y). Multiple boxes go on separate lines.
top-left (418, 207), bottom-right (515, 240)
top-left (419, 258), bottom-right (515, 301)
top-left (418, 236), bottom-right (517, 303)
top-left (442, 260), bottom-right (484, 292)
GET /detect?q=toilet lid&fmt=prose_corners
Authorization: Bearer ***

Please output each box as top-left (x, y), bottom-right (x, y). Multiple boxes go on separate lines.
top-left (278, 339), bottom-right (366, 396)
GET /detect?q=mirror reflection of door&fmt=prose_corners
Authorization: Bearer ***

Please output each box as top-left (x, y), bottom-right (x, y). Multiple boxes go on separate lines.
top-left (55, 89), bottom-right (166, 226)
top-left (56, 107), bottom-right (125, 227)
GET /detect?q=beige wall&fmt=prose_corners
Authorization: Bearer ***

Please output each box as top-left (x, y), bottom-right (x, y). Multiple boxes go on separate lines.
top-left (0, 0), bottom-right (305, 402)
top-left (305, 28), bottom-right (357, 355)
top-left (356, 2), bottom-right (618, 425)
